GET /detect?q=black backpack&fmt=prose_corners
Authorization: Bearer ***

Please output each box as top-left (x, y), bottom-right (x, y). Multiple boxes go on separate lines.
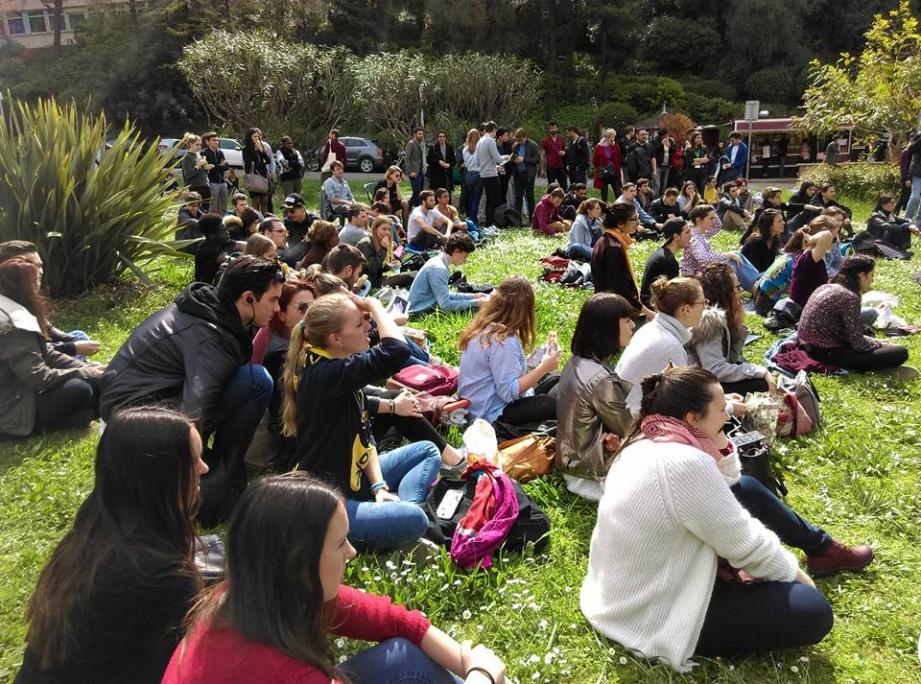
top-left (423, 476), bottom-right (550, 554)
top-left (493, 203), bottom-right (522, 229)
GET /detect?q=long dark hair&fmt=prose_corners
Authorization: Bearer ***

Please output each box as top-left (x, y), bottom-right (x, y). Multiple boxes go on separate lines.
top-left (752, 208), bottom-right (782, 247)
top-left (571, 293), bottom-right (634, 361)
top-left (830, 254), bottom-right (875, 294)
top-left (0, 257), bottom-right (49, 338)
top-left (622, 366), bottom-right (719, 449)
top-left (25, 407), bottom-right (200, 668)
top-left (187, 473), bottom-right (344, 678)
top-left (242, 127), bottom-right (262, 153)
top-left (697, 263), bottom-right (744, 344)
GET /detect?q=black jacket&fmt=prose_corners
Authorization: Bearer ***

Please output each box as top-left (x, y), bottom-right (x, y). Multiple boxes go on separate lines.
top-left (566, 136), bottom-right (590, 172)
top-left (426, 142), bottom-right (456, 189)
top-left (100, 283), bottom-right (252, 432)
top-left (648, 197), bottom-right (685, 224)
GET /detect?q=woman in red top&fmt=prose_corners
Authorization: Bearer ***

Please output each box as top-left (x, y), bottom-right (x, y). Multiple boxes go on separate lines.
top-left (592, 128), bottom-right (623, 202)
top-left (164, 473), bottom-right (507, 684)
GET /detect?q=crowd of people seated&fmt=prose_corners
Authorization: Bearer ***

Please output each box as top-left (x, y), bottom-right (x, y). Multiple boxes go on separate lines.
top-left (3, 117), bottom-right (918, 682)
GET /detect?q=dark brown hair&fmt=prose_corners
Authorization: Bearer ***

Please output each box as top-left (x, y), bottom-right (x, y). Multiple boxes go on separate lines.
top-left (0, 257), bottom-right (49, 338)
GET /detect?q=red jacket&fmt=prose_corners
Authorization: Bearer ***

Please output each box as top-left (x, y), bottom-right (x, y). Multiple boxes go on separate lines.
top-left (532, 196), bottom-right (564, 235)
top-left (592, 143), bottom-right (622, 189)
top-left (321, 139), bottom-right (347, 167)
top-left (162, 586), bottom-right (430, 684)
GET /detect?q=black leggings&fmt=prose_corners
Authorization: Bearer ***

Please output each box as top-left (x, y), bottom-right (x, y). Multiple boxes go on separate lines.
top-left (808, 344), bottom-right (909, 372)
top-left (720, 377), bottom-right (770, 396)
top-left (497, 374), bottom-right (559, 427)
top-left (33, 377), bottom-right (98, 433)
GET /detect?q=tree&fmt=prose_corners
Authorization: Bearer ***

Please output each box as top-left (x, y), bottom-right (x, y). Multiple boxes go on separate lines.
top-left (795, 0), bottom-right (921, 149)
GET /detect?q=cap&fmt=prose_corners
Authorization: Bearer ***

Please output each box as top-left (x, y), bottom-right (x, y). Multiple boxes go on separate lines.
top-left (662, 217), bottom-right (686, 241)
top-left (284, 193), bottom-right (305, 209)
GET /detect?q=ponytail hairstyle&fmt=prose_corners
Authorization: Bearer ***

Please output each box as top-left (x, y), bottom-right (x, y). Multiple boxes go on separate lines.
top-left (180, 132), bottom-right (201, 149)
top-left (783, 226), bottom-right (812, 253)
top-left (649, 276), bottom-right (703, 317)
top-left (829, 254), bottom-right (875, 294)
top-left (621, 366), bottom-right (719, 449)
top-left (282, 292), bottom-right (353, 436)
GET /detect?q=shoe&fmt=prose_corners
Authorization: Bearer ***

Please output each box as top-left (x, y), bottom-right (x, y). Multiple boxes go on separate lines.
top-left (807, 541), bottom-right (874, 577)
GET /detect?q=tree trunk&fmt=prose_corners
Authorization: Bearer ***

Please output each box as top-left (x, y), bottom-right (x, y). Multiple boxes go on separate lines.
top-left (52, 0), bottom-right (62, 51)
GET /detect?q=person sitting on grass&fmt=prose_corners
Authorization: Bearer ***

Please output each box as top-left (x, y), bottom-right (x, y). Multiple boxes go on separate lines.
top-left (338, 204), bottom-right (371, 247)
top-left (0, 257), bottom-right (104, 438)
top-left (639, 218), bottom-right (691, 309)
top-left (532, 188), bottom-right (572, 236)
top-left (590, 202), bottom-right (656, 320)
top-left (616, 182), bottom-right (661, 236)
top-left (754, 226), bottom-right (813, 316)
top-left (798, 255), bottom-right (910, 372)
top-left (689, 263), bottom-right (776, 396)
top-left (357, 216), bottom-right (413, 290)
top-left (101, 256), bottom-right (283, 525)
top-left (435, 187), bottom-right (476, 240)
top-left (296, 220), bottom-right (341, 270)
top-left (458, 276), bottom-right (561, 430)
top-left (788, 218), bottom-right (839, 308)
top-left (283, 292), bottom-right (462, 551)
top-left (320, 244), bottom-right (367, 294)
top-left (407, 233), bottom-right (487, 316)
top-left (680, 205), bottom-right (761, 294)
top-left (648, 187), bottom-right (686, 225)
top-left (865, 193), bottom-right (919, 252)
top-left (322, 160), bottom-right (355, 226)
top-left (556, 293), bottom-right (635, 501)
top-left (17, 407), bottom-right (208, 684)
top-left (702, 175), bottom-right (719, 204)
top-left (809, 183), bottom-right (853, 226)
top-left (566, 198), bottom-right (603, 260)
top-left (407, 190), bottom-right (450, 251)
top-left (740, 208), bottom-right (785, 274)
top-left (194, 213), bottom-right (238, 285)
top-left (716, 181), bottom-right (753, 232)
top-left (244, 233), bottom-right (278, 260)
top-left (582, 366), bottom-right (850, 673)
top-left (162, 473), bottom-right (508, 684)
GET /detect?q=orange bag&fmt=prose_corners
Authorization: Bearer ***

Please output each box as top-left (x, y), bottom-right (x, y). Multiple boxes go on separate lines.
top-left (497, 434), bottom-right (555, 483)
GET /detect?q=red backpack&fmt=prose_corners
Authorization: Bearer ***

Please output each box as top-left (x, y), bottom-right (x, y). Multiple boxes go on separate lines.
top-left (392, 364), bottom-right (459, 396)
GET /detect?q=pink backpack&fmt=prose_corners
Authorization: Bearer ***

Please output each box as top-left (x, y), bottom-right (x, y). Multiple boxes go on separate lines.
top-left (450, 463), bottom-right (520, 569)
top-left (393, 364), bottom-right (458, 396)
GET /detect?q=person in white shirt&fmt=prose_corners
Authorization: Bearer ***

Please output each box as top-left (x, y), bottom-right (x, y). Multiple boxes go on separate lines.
top-left (407, 190), bottom-right (450, 250)
top-left (582, 365), bottom-right (833, 672)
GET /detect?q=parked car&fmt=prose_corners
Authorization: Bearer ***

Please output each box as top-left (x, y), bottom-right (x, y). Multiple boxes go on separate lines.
top-left (158, 137), bottom-right (244, 171)
top-left (309, 136), bottom-right (392, 173)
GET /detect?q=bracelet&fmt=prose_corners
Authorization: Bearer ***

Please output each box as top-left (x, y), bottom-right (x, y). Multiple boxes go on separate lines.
top-left (370, 481), bottom-right (389, 493)
top-left (465, 667), bottom-right (496, 684)
top-left (389, 398), bottom-right (396, 414)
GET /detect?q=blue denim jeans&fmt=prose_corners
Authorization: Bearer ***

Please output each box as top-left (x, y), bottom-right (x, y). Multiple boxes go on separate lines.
top-left (567, 243), bottom-right (593, 261)
top-left (905, 175), bottom-right (921, 225)
top-left (733, 252), bottom-right (761, 292)
top-left (410, 172), bottom-right (425, 208)
top-left (731, 475), bottom-right (831, 556)
top-left (465, 172), bottom-right (483, 224)
top-left (341, 638), bottom-right (463, 684)
top-left (346, 440), bottom-right (441, 550)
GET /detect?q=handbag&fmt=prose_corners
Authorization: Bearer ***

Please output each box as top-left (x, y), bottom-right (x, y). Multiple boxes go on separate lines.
top-left (776, 370), bottom-right (821, 427)
top-left (497, 433), bottom-right (555, 483)
top-left (726, 417), bottom-right (787, 497)
top-left (392, 364), bottom-right (459, 396)
top-left (244, 172), bottom-right (269, 194)
top-left (600, 162), bottom-right (617, 182)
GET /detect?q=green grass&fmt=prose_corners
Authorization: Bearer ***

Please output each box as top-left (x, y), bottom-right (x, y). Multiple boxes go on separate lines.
top-left (1, 198), bottom-right (920, 683)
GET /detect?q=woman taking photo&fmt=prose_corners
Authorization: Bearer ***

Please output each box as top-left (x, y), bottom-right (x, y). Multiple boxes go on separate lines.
top-left (180, 133), bottom-right (211, 210)
top-left (581, 366), bottom-right (834, 672)
top-left (242, 127), bottom-right (271, 214)
top-left (0, 258), bottom-right (104, 438)
top-left (740, 208), bottom-right (785, 273)
top-left (798, 255), bottom-right (910, 372)
top-left (17, 407), bottom-right (208, 683)
top-left (283, 292), bottom-right (460, 550)
top-left (556, 293), bottom-right (634, 501)
top-left (163, 473), bottom-right (507, 684)
top-left (689, 263), bottom-right (775, 396)
top-left (458, 276), bottom-right (561, 429)
top-left (357, 216), bottom-right (414, 289)
top-left (374, 166), bottom-right (410, 227)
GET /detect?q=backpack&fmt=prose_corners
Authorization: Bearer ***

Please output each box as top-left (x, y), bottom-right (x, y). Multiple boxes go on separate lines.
top-left (539, 255), bottom-right (569, 283)
top-left (493, 203), bottom-right (522, 229)
top-left (392, 364), bottom-right (458, 396)
top-left (764, 297), bottom-right (802, 332)
top-left (777, 370), bottom-right (821, 427)
top-left (450, 466), bottom-right (519, 569)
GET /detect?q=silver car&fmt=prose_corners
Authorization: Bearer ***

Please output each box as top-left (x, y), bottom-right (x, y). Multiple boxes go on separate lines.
top-left (308, 136), bottom-right (391, 173)
top-left (158, 137), bottom-right (244, 170)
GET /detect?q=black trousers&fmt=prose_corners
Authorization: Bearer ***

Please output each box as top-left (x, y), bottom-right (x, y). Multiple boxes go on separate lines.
top-left (720, 377), bottom-right (770, 396)
top-left (546, 167), bottom-right (567, 191)
top-left (808, 344), bottom-right (909, 372)
top-left (598, 177), bottom-right (621, 202)
top-left (33, 377), bottom-right (98, 433)
top-left (373, 411), bottom-right (448, 454)
top-left (497, 373), bottom-right (559, 427)
top-left (482, 176), bottom-right (502, 228)
top-left (513, 170), bottom-right (536, 220)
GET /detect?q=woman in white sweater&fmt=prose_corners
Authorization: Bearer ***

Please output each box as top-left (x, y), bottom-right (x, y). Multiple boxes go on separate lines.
top-left (581, 366), bottom-right (833, 671)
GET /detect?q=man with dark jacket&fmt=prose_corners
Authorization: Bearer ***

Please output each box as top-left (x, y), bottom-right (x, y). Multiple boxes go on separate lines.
top-left (194, 213), bottom-right (238, 285)
top-left (404, 127), bottom-right (426, 207)
top-left (565, 126), bottom-right (591, 186)
top-left (281, 192), bottom-right (315, 266)
top-left (903, 131), bottom-right (921, 227)
top-left (626, 129), bottom-right (655, 185)
top-left (511, 128), bottom-right (541, 221)
top-left (648, 188), bottom-right (686, 224)
top-left (100, 256), bottom-right (284, 524)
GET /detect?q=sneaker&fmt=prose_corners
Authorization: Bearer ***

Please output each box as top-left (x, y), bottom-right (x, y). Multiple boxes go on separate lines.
top-left (807, 541), bottom-right (874, 577)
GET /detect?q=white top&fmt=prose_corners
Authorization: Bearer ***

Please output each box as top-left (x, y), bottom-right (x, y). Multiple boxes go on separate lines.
top-left (475, 135), bottom-right (501, 178)
top-left (462, 147), bottom-right (481, 174)
top-left (614, 313), bottom-right (692, 415)
top-left (407, 206), bottom-right (449, 241)
top-left (581, 439), bottom-right (799, 672)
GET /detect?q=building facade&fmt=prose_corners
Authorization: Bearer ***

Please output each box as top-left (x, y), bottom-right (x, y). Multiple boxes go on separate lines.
top-left (0, 0), bottom-right (129, 49)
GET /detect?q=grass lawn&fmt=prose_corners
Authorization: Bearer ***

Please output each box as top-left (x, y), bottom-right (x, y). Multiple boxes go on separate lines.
top-left (1, 192), bottom-right (920, 683)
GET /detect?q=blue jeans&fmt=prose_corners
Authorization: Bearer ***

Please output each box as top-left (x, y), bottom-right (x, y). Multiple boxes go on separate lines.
top-left (905, 175), bottom-right (921, 225)
top-left (733, 252), bottom-right (761, 292)
top-left (345, 441), bottom-right (441, 550)
top-left (464, 218), bottom-right (481, 242)
top-left (341, 638), bottom-right (463, 684)
top-left (199, 364), bottom-right (273, 524)
top-left (465, 172), bottom-right (483, 224)
top-left (731, 475), bottom-right (831, 556)
top-left (567, 243), bottom-right (593, 261)
top-left (410, 173), bottom-right (425, 208)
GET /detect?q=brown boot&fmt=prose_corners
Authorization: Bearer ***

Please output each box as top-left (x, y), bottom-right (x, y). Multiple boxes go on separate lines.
top-left (807, 541), bottom-right (874, 578)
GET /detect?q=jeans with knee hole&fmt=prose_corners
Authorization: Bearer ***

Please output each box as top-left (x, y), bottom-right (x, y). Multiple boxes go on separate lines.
top-left (341, 637), bottom-right (463, 684)
top-left (346, 441), bottom-right (441, 550)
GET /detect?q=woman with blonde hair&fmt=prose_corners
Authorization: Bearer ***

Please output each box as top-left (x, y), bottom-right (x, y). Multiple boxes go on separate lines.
top-left (458, 276), bottom-right (561, 429)
top-left (180, 132), bottom-right (211, 209)
top-left (461, 128), bottom-right (483, 224)
top-left (374, 166), bottom-right (410, 226)
top-left (282, 292), bottom-right (457, 550)
top-left (357, 216), bottom-right (414, 289)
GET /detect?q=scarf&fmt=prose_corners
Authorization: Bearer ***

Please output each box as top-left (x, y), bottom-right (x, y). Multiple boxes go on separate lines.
top-left (640, 414), bottom-right (740, 485)
top-left (606, 229), bottom-right (637, 283)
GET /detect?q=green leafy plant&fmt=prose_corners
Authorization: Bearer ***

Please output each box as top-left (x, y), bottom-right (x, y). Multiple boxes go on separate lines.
top-left (0, 96), bottom-right (184, 297)
top-left (799, 161), bottom-right (902, 201)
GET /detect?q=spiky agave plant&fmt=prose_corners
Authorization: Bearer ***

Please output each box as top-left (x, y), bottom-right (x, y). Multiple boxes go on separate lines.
top-left (0, 95), bottom-right (184, 297)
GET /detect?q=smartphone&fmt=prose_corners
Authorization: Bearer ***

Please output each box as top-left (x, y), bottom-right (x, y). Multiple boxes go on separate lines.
top-left (436, 488), bottom-right (465, 519)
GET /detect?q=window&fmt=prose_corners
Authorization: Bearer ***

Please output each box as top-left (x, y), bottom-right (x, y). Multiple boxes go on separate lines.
top-left (219, 139), bottom-right (241, 151)
top-left (0, 16), bottom-right (6, 36)
top-left (66, 11), bottom-right (85, 30)
top-left (48, 11), bottom-right (66, 32)
top-left (7, 13), bottom-right (25, 34)
top-left (26, 10), bottom-right (48, 34)
top-left (343, 138), bottom-right (362, 148)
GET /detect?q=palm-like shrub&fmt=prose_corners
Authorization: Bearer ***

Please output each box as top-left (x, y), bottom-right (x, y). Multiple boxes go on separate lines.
top-left (0, 96), bottom-right (183, 297)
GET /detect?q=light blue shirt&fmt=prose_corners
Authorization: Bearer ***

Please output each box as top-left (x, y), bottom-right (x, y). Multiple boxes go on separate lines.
top-left (568, 214), bottom-right (601, 250)
top-left (407, 253), bottom-right (478, 316)
top-left (475, 135), bottom-right (501, 179)
top-left (322, 175), bottom-right (353, 204)
top-left (459, 331), bottom-right (526, 422)
top-left (463, 147), bottom-right (481, 174)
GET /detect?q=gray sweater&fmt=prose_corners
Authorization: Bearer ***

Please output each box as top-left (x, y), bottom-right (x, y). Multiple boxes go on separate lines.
top-left (687, 307), bottom-right (766, 382)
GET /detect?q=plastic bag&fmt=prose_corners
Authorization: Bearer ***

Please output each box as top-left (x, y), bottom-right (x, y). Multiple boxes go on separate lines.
top-left (744, 392), bottom-right (781, 446)
top-left (463, 418), bottom-right (500, 466)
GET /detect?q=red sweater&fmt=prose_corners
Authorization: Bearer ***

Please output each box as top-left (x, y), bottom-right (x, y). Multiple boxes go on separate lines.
top-left (162, 586), bottom-right (430, 684)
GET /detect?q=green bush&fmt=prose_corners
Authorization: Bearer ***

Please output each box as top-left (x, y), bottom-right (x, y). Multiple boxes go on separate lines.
top-left (799, 161), bottom-right (901, 202)
top-left (0, 97), bottom-right (184, 297)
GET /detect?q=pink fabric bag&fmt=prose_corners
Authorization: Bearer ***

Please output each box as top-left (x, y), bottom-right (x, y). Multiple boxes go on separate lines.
top-left (392, 364), bottom-right (459, 396)
top-left (450, 464), bottom-right (520, 569)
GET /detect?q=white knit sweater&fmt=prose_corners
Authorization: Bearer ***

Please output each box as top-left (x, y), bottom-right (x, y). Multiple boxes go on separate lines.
top-left (614, 313), bottom-right (691, 415)
top-left (580, 439), bottom-right (799, 672)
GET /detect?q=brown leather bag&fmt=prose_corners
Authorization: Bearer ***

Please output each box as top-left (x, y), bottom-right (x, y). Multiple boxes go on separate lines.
top-left (497, 434), bottom-right (556, 483)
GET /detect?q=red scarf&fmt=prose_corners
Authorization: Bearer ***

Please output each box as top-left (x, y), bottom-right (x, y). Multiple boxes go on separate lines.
top-left (640, 414), bottom-right (723, 462)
